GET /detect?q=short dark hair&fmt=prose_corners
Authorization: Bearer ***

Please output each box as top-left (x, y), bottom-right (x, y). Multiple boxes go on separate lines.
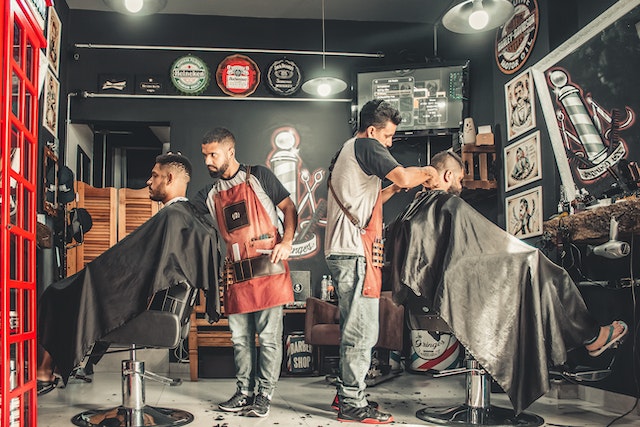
top-left (155, 152), bottom-right (192, 178)
top-left (358, 99), bottom-right (402, 133)
top-left (430, 150), bottom-right (464, 173)
top-left (202, 127), bottom-right (236, 146)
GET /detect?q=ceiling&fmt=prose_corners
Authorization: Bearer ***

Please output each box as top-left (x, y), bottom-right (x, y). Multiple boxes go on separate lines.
top-left (66, 0), bottom-right (457, 25)
top-left (65, 0), bottom-right (459, 149)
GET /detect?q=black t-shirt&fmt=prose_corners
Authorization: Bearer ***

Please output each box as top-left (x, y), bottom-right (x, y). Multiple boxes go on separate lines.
top-left (354, 138), bottom-right (400, 179)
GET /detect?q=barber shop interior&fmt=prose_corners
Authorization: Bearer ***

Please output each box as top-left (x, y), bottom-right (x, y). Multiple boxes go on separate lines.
top-left (3, 0), bottom-right (640, 426)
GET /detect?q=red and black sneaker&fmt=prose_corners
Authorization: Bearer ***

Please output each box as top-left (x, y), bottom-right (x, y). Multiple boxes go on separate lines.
top-left (331, 394), bottom-right (379, 411)
top-left (337, 404), bottom-right (393, 424)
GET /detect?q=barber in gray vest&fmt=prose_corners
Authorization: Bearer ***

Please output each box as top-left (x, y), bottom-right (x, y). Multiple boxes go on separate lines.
top-left (324, 99), bottom-right (438, 424)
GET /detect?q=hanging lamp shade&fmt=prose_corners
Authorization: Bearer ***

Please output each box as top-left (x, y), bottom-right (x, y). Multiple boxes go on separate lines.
top-left (103, 0), bottom-right (168, 16)
top-left (442, 0), bottom-right (514, 34)
top-left (302, 76), bottom-right (348, 97)
top-left (301, 0), bottom-right (347, 97)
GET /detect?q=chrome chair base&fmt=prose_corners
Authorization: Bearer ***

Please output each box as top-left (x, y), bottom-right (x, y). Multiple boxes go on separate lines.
top-left (416, 404), bottom-right (544, 426)
top-left (71, 405), bottom-right (193, 427)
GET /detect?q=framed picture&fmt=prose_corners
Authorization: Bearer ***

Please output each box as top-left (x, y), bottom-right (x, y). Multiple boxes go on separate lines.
top-left (42, 69), bottom-right (59, 137)
top-left (505, 186), bottom-right (543, 239)
top-left (504, 131), bottom-right (542, 192)
top-left (532, 0), bottom-right (640, 200)
top-left (46, 6), bottom-right (62, 77)
top-left (505, 69), bottom-right (536, 141)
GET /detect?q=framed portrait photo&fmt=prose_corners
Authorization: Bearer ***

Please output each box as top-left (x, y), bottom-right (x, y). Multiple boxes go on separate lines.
top-left (504, 131), bottom-right (542, 192)
top-left (42, 69), bottom-right (60, 137)
top-left (46, 6), bottom-right (62, 77)
top-left (505, 69), bottom-right (536, 141)
top-left (505, 186), bottom-right (543, 239)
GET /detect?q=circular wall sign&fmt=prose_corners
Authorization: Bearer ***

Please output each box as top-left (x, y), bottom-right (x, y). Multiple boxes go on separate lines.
top-left (266, 58), bottom-right (302, 96)
top-left (170, 55), bottom-right (210, 94)
top-left (495, 0), bottom-right (539, 75)
top-left (216, 54), bottom-right (261, 97)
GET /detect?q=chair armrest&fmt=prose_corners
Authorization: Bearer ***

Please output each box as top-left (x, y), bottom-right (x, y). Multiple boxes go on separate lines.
top-left (305, 297), bottom-right (339, 338)
top-left (375, 296), bottom-right (405, 350)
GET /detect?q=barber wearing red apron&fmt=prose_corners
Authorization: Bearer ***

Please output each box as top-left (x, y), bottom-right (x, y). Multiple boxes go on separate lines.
top-left (325, 100), bottom-right (437, 424)
top-left (197, 128), bottom-right (297, 418)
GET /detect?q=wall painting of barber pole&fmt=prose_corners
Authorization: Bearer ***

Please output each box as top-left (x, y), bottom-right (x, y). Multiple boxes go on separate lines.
top-left (265, 126), bottom-right (327, 259)
top-left (533, 0), bottom-right (639, 200)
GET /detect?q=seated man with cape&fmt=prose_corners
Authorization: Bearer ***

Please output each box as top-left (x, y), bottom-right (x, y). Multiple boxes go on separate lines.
top-left (37, 153), bottom-right (221, 393)
top-left (386, 150), bottom-right (627, 414)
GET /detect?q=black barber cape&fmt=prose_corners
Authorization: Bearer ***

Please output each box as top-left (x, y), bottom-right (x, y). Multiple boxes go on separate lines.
top-left (387, 190), bottom-right (596, 414)
top-left (38, 201), bottom-right (221, 382)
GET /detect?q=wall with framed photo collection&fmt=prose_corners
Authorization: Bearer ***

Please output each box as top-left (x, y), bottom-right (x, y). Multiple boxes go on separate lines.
top-left (503, 68), bottom-right (542, 238)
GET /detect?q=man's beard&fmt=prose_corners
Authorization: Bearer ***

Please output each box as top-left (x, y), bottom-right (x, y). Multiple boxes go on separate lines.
top-left (149, 190), bottom-right (166, 202)
top-left (208, 160), bottom-right (229, 179)
top-left (448, 185), bottom-right (462, 196)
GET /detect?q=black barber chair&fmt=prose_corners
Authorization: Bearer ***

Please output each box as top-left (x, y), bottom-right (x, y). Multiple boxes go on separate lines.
top-left (413, 315), bottom-right (544, 427)
top-left (71, 281), bottom-right (197, 427)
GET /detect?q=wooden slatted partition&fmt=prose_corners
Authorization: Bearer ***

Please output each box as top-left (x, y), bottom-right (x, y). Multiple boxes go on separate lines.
top-left (118, 187), bottom-right (160, 240)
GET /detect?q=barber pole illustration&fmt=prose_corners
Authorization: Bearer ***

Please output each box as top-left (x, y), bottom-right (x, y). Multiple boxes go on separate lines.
top-left (410, 330), bottom-right (461, 372)
top-left (267, 127), bottom-right (327, 259)
top-left (548, 68), bottom-right (635, 183)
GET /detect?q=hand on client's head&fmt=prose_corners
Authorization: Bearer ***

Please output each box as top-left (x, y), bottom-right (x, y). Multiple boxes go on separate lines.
top-left (422, 165), bottom-right (442, 189)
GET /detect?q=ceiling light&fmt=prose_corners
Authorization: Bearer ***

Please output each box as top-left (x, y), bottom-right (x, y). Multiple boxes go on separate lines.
top-left (124, 0), bottom-right (143, 14)
top-left (442, 0), bottom-right (514, 34)
top-left (103, 0), bottom-right (168, 16)
top-left (301, 0), bottom-right (347, 97)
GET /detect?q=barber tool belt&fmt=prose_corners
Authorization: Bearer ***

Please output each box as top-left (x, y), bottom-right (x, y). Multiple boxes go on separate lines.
top-left (372, 238), bottom-right (384, 267)
top-left (225, 255), bottom-right (286, 284)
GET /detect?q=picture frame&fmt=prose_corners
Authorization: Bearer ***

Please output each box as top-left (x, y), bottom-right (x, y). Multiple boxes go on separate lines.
top-left (42, 69), bottom-right (60, 137)
top-left (532, 0), bottom-right (640, 199)
top-left (46, 6), bottom-right (62, 77)
top-left (505, 186), bottom-right (543, 239)
top-left (505, 69), bottom-right (536, 141)
top-left (504, 131), bottom-right (542, 192)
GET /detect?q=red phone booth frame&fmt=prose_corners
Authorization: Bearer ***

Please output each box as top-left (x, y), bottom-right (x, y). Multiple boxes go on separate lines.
top-left (1, 0), bottom-right (48, 425)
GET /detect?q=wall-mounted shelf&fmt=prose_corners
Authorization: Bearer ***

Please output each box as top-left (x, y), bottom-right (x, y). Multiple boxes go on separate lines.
top-left (460, 144), bottom-right (497, 190)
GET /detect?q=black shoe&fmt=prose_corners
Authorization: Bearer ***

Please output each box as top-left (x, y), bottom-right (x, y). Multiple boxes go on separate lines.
top-left (331, 394), bottom-right (379, 411)
top-left (218, 390), bottom-right (252, 412)
top-left (337, 404), bottom-right (393, 424)
top-left (243, 392), bottom-right (270, 417)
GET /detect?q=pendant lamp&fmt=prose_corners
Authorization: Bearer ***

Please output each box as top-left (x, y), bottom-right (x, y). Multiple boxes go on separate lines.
top-left (103, 0), bottom-right (168, 16)
top-left (442, 0), bottom-right (514, 34)
top-left (301, 0), bottom-right (348, 97)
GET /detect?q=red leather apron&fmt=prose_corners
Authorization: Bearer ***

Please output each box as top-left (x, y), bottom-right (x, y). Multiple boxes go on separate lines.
top-left (361, 191), bottom-right (384, 298)
top-left (214, 168), bottom-right (293, 314)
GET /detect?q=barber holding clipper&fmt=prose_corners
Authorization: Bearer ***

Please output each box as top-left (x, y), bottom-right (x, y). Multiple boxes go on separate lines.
top-left (194, 127), bottom-right (297, 418)
top-left (325, 99), bottom-right (438, 424)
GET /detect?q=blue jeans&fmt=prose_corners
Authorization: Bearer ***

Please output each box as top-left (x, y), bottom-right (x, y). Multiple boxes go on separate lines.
top-left (326, 255), bottom-right (379, 408)
top-left (228, 305), bottom-right (284, 397)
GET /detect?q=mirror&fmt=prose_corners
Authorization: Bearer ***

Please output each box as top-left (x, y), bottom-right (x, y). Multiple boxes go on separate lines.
top-left (43, 145), bottom-right (58, 216)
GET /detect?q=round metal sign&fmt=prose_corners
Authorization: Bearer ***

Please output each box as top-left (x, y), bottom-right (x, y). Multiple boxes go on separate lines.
top-left (495, 0), bottom-right (539, 75)
top-left (216, 54), bottom-right (261, 97)
top-left (266, 58), bottom-right (302, 96)
top-left (170, 55), bottom-right (210, 94)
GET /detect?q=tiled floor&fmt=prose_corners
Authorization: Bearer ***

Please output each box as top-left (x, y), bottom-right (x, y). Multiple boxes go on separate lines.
top-left (37, 365), bottom-right (640, 427)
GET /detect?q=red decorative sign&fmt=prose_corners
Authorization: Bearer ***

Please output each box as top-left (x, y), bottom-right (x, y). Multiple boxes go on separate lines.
top-left (495, 0), bottom-right (539, 75)
top-left (216, 54), bottom-right (261, 97)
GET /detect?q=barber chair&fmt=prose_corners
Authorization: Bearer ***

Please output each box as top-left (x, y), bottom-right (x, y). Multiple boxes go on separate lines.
top-left (304, 291), bottom-right (404, 384)
top-left (413, 315), bottom-right (544, 427)
top-left (71, 281), bottom-right (197, 427)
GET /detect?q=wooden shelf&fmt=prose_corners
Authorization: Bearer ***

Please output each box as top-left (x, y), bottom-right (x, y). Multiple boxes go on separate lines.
top-left (543, 197), bottom-right (640, 243)
top-left (460, 144), bottom-right (498, 190)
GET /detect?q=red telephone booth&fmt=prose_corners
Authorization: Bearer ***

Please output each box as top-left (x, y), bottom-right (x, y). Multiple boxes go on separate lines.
top-left (1, 0), bottom-right (48, 425)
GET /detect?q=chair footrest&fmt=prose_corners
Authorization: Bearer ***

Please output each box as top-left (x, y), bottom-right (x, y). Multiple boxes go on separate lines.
top-left (71, 405), bottom-right (194, 427)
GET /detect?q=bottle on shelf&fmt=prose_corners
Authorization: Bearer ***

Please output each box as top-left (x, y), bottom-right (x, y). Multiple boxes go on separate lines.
top-left (320, 275), bottom-right (329, 300)
top-left (326, 275), bottom-right (335, 301)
